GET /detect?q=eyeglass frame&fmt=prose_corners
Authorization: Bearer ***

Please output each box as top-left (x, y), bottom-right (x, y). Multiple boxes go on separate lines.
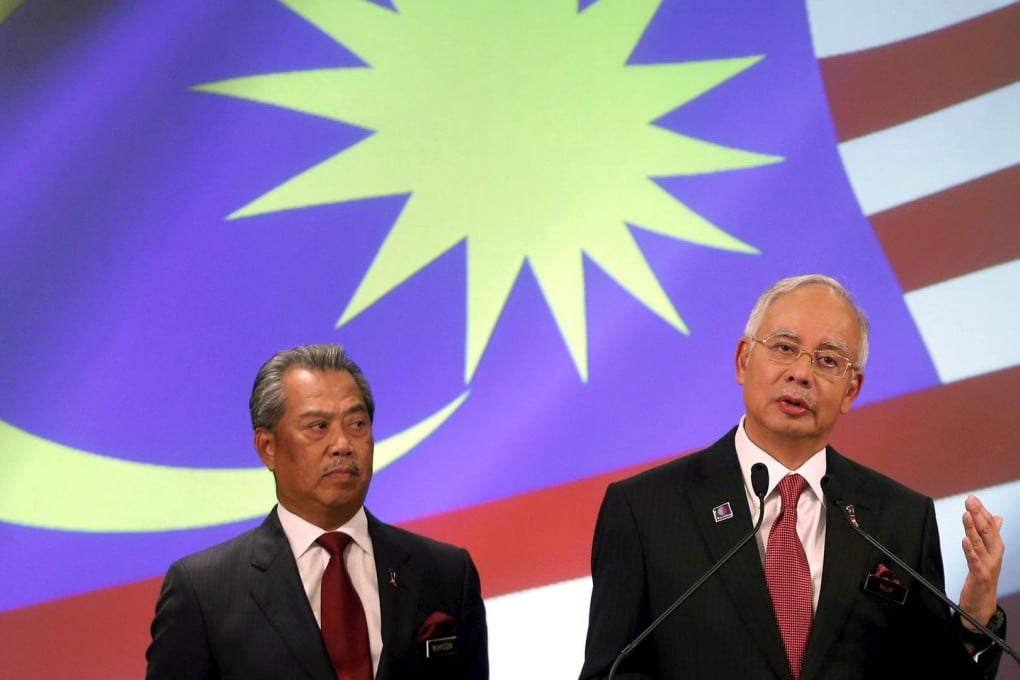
top-left (746, 334), bottom-right (859, 380)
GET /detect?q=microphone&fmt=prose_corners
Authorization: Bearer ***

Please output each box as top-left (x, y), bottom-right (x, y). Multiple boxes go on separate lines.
top-left (607, 463), bottom-right (770, 680)
top-left (821, 475), bottom-right (1019, 666)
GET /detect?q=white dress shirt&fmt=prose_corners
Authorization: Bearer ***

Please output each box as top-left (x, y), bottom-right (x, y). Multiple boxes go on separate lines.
top-left (735, 417), bottom-right (827, 612)
top-left (277, 503), bottom-right (383, 676)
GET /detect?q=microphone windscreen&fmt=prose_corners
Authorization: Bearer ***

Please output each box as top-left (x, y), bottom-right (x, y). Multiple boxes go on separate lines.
top-left (751, 463), bottom-right (769, 498)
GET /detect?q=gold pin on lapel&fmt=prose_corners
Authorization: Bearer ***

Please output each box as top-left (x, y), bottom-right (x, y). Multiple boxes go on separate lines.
top-left (389, 568), bottom-right (398, 587)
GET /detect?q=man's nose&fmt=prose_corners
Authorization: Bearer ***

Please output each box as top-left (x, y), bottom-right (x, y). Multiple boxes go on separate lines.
top-left (329, 425), bottom-right (351, 455)
top-left (786, 350), bottom-right (814, 383)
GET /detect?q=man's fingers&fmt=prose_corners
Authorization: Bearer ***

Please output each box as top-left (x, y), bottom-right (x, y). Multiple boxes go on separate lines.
top-left (965, 495), bottom-right (994, 525)
top-left (961, 498), bottom-right (1005, 570)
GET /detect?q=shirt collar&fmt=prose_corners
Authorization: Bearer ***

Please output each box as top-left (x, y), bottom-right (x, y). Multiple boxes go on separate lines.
top-left (276, 503), bottom-right (373, 561)
top-left (735, 416), bottom-right (827, 503)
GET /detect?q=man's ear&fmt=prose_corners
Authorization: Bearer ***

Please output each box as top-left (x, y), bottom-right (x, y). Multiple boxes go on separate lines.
top-left (735, 338), bottom-right (752, 385)
top-left (840, 370), bottom-right (864, 414)
top-left (254, 428), bottom-right (276, 471)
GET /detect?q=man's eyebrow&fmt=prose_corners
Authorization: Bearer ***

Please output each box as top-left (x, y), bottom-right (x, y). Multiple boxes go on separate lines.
top-left (342, 403), bottom-right (369, 417)
top-left (297, 404), bottom-right (368, 420)
top-left (817, 338), bottom-right (851, 354)
top-left (766, 330), bottom-right (851, 354)
top-left (297, 409), bottom-right (333, 421)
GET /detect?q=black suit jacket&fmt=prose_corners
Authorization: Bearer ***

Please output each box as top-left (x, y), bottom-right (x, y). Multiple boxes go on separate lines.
top-left (146, 507), bottom-right (488, 680)
top-left (580, 428), bottom-right (1002, 679)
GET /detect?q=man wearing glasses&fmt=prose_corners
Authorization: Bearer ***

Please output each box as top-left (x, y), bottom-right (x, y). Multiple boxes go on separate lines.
top-left (580, 274), bottom-right (1006, 679)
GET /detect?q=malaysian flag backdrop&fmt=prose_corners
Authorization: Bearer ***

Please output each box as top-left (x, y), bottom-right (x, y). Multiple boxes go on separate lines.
top-left (1, 1), bottom-right (1017, 677)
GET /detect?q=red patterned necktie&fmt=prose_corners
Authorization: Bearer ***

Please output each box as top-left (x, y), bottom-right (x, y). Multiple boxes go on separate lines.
top-left (765, 474), bottom-right (813, 679)
top-left (316, 532), bottom-right (372, 680)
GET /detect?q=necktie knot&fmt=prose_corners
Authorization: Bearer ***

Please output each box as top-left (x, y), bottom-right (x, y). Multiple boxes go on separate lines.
top-left (778, 473), bottom-right (808, 510)
top-left (317, 531), bottom-right (352, 557)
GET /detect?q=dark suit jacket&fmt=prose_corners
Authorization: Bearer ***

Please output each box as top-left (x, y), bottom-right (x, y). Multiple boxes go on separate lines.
top-left (146, 506), bottom-right (488, 680)
top-left (580, 428), bottom-right (1002, 679)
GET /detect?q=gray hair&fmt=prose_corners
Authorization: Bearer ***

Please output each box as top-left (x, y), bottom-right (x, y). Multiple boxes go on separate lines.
top-left (743, 274), bottom-right (870, 370)
top-left (249, 344), bottom-right (375, 430)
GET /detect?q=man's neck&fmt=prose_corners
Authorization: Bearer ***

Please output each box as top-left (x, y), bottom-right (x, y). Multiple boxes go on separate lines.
top-left (742, 424), bottom-right (825, 471)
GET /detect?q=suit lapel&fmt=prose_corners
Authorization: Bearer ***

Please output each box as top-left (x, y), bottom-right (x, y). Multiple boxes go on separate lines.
top-left (367, 512), bottom-right (417, 680)
top-left (801, 450), bottom-right (880, 680)
top-left (688, 438), bottom-right (791, 679)
top-left (248, 509), bottom-right (336, 680)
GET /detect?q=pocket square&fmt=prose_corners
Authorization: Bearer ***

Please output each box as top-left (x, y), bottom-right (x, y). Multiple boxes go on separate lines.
top-left (863, 562), bottom-right (908, 605)
top-left (416, 611), bottom-right (459, 642)
top-left (873, 562), bottom-right (900, 584)
top-left (418, 611), bottom-right (459, 659)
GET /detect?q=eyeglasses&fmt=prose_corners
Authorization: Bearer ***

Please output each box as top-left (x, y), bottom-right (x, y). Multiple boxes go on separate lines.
top-left (748, 335), bottom-right (857, 380)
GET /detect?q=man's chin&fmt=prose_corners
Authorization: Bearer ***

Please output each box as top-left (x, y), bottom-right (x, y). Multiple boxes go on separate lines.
top-left (321, 486), bottom-right (368, 508)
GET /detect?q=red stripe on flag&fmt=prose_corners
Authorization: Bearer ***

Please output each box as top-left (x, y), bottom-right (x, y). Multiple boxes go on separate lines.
top-left (869, 165), bottom-right (1020, 292)
top-left (0, 578), bottom-right (161, 680)
top-left (818, 3), bottom-right (1020, 142)
top-left (830, 366), bottom-right (1020, 499)
top-left (401, 457), bottom-right (659, 598)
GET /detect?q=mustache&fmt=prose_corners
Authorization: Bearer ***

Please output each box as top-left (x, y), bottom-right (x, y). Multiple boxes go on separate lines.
top-left (778, 389), bottom-right (816, 410)
top-left (323, 457), bottom-right (361, 476)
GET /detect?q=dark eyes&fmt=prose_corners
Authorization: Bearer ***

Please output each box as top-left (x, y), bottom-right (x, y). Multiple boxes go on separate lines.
top-left (307, 419), bottom-right (366, 430)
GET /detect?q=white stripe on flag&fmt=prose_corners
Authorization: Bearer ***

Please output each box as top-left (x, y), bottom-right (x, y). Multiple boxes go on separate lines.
top-left (486, 577), bottom-right (591, 680)
top-left (905, 259), bottom-right (1020, 383)
top-left (807, 0), bottom-right (1016, 58)
top-left (837, 82), bottom-right (1020, 216)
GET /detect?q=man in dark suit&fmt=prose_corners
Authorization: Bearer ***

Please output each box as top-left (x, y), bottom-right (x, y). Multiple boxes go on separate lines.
top-left (146, 344), bottom-right (488, 680)
top-left (580, 275), bottom-right (1006, 679)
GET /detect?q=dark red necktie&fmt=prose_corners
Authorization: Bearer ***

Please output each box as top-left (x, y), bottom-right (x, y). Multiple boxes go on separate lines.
top-left (765, 474), bottom-right (813, 679)
top-left (316, 532), bottom-right (372, 680)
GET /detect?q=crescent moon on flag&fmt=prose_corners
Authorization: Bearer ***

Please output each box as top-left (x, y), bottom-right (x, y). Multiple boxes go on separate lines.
top-left (0, 391), bottom-right (469, 532)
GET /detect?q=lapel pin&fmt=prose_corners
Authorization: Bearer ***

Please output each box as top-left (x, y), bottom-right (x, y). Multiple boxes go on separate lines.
top-left (845, 503), bottom-right (859, 527)
top-left (713, 502), bottom-right (734, 523)
top-left (389, 568), bottom-right (398, 588)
